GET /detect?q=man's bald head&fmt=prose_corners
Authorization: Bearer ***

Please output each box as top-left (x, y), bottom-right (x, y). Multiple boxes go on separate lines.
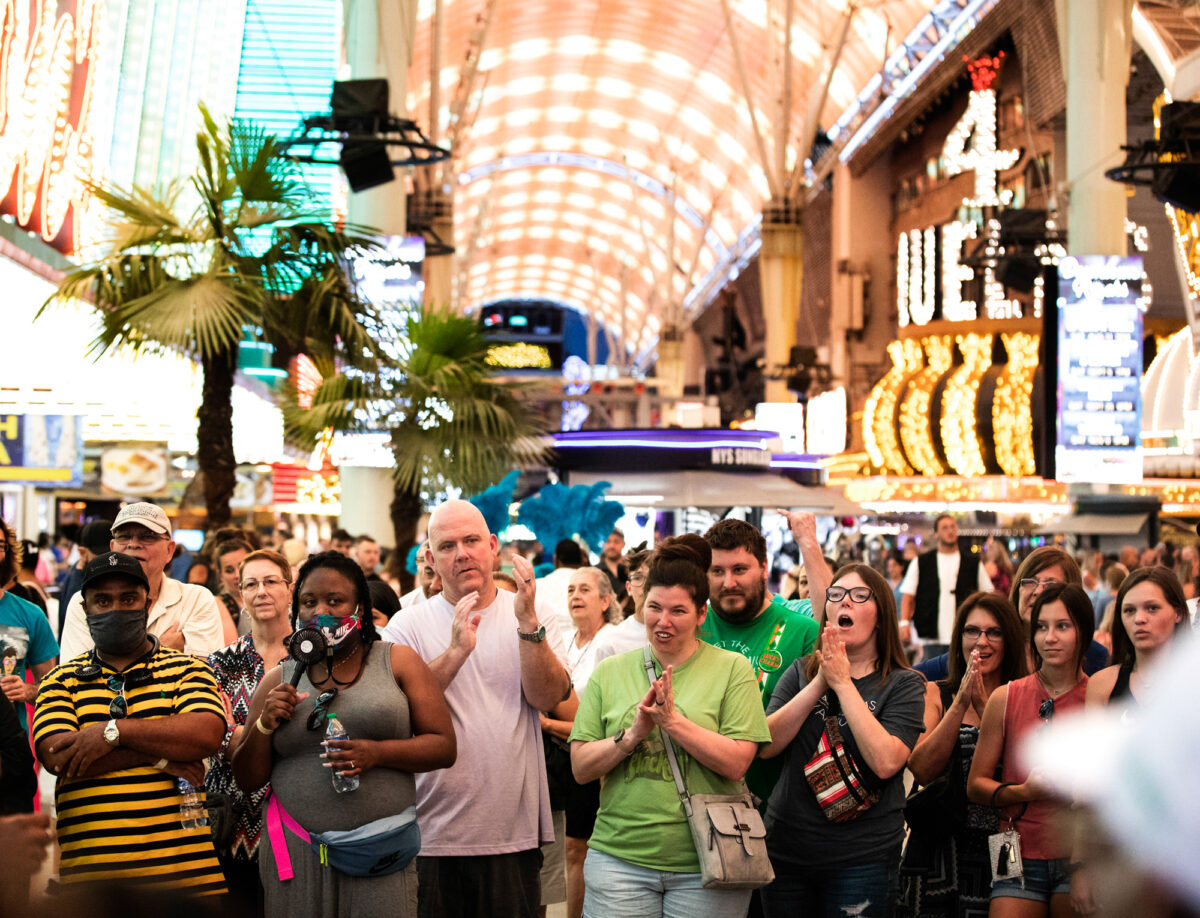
top-left (427, 499), bottom-right (498, 604)
top-left (428, 499), bottom-right (490, 541)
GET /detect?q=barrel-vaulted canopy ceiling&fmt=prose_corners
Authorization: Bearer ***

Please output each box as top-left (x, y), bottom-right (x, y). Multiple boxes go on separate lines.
top-left (406, 0), bottom-right (960, 359)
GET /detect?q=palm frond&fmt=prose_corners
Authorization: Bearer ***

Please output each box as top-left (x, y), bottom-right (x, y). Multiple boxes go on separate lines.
top-left (93, 269), bottom-right (256, 359)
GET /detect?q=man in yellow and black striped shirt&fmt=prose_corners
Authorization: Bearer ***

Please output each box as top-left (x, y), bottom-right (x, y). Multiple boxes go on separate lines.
top-left (33, 552), bottom-right (227, 896)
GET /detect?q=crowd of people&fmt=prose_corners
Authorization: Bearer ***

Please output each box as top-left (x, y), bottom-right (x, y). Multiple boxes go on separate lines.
top-left (1, 501), bottom-right (1198, 918)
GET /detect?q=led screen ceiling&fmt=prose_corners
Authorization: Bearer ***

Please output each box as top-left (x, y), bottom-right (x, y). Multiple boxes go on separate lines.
top-left (406, 0), bottom-right (946, 357)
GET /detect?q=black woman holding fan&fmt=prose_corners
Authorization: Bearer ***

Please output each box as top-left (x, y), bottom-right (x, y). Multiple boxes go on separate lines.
top-left (232, 551), bottom-right (455, 918)
top-left (967, 583), bottom-right (1092, 918)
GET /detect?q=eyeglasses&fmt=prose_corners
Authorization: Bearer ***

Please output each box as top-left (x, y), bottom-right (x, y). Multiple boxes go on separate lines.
top-left (112, 530), bottom-right (169, 547)
top-left (307, 688), bottom-right (338, 731)
top-left (241, 577), bottom-right (288, 593)
top-left (1038, 698), bottom-right (1054, 721)
top-left (963, 625), bottom-right (1004, 642)
top-left (1019, 577), bottom-right (1063, 591)
top-left (106, 674), bottom-right (128, 717)
top-left (628, 573), bottom-right (646, 584)
top-left (826, 586), bottom-right (873, 604)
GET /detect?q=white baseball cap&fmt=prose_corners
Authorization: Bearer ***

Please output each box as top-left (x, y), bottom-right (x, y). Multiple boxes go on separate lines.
top-left (111, 502), bottom-right (172, 536)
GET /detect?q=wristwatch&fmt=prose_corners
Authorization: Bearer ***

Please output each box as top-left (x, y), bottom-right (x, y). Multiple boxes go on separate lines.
top-left (612, 728), bottom-right (628, 752)
top-left (517, 624), bottom-right (547, 643)
top-left (103, 718), bottom-right (121, 747)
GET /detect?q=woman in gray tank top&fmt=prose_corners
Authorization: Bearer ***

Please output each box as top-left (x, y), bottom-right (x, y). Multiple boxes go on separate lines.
top-left (233, 551), bottom-right (456, 918)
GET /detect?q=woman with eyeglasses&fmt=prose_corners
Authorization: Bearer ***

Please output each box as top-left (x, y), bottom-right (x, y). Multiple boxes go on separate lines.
top-left (1007, 548), bottom-right (1106, 676)
top-left (759, 563), bottom-right (926, 918)
top-left (204, 549), bottom-right (296, 911)
top-left (232, 551), bottom-right (455, 918)
top-left (967, 583), bottom-right (1093, 918)
top-left (898, 592), bottom-right (1027, 918)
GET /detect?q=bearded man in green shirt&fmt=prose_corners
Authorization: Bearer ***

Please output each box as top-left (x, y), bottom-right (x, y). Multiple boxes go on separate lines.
top-left (698, 512), bottom-right (831, 806)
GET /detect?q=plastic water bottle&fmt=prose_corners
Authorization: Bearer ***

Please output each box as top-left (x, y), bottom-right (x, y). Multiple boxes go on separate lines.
top-left (325, 712), bottom-right (359, 793)
top-left (177, 777), bottom-right (207, 829)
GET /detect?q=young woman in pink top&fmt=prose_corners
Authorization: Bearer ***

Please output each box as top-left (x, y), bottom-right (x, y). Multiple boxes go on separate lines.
top-left (967, 583), bottom-right (1093, 918)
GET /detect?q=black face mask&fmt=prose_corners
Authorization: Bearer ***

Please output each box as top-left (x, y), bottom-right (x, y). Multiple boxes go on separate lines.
top-left (87, 608), bottom-right (149, 656)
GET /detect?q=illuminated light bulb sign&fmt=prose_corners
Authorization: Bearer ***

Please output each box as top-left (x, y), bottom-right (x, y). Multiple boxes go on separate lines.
top-left (894, 53), bottom-right (1026, 328)
top-left (898, 335), bottom-right (953, 476)
top-left (863, 339), bottom-right (922, 473)
top-left (943, 54), bottom-right (1021, 207)
top-left (0, 0), bottom-right (103, 253)
top-left (940, 333), bottom-right (992, 476)
top-left (993, 332), bottom-right (1038, 476)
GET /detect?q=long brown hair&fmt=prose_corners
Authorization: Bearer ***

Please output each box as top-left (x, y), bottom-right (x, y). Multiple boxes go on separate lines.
top-left (1109, 566), bottom-right (1189, 667)
top-left (803, 562), bottom-right (911, 681)
top-left (944, 591), bottom-right (1027, 688)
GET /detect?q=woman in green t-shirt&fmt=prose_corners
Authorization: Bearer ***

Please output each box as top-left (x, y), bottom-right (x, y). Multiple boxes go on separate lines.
top-left (569, 543), bottom-right (771, 918)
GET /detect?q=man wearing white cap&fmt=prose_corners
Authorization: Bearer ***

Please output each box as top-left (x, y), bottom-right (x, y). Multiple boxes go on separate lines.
top-left (58, 503), bottom-right (224, 661)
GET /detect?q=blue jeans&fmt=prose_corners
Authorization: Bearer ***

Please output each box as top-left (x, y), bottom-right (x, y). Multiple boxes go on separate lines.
top-left (761, 852), bottom-right (900, 918)
top-left (582, 848), bottom-right (752, 918)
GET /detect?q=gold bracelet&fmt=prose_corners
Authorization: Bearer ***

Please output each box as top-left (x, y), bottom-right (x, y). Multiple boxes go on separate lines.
top-left (254, 716), bottom-right (276, 736)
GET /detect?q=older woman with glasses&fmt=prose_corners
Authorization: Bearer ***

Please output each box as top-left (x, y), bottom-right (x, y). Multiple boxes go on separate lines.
top-left (760, 564), bottom-right (926, 918)
top-left (204, 549), bottom-right (296, 910)
top-left (232, 551), bottom-right (456, 918)
top-left (967, 583), bottom-right (1093, 918)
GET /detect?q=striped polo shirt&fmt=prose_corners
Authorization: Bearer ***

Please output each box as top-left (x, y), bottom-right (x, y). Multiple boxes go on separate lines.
top-left (33, 642), bottom-right (228, 895)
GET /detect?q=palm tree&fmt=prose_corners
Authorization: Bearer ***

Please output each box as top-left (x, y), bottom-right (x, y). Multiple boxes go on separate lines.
top-left (42, 106), bottom-right (392, 526)
top-left (283, 304), bottom-right (548, 587)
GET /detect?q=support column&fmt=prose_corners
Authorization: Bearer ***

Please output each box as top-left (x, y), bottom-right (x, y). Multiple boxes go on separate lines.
top-left (342, 0), bottom-right (417, 236)
top-left (1062, 0), bottom-right (1133, 256)
top-left (338, 0), bottom-right (419, 545)
top-left (759, 201), bottom-right (803, 403)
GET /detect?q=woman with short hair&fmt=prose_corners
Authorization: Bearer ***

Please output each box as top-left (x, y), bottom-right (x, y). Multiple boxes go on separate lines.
top-left (570, 543), bottom-right (770, 918)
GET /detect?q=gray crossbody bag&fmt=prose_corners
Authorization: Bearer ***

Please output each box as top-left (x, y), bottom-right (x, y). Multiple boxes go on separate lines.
top-left (642, 645), bottom-right (775, 890)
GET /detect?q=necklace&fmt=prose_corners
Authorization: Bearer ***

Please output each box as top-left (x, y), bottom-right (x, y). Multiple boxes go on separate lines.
top-left (1036, 669), bottom-right (1075, 696)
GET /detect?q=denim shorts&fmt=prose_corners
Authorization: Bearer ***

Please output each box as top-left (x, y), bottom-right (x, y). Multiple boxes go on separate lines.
top-left (991, 856), bottom-right (1072, 902)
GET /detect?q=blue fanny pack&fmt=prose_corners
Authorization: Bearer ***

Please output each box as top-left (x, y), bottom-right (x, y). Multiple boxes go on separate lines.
top-left (267, 793), bottom-right (420, 879)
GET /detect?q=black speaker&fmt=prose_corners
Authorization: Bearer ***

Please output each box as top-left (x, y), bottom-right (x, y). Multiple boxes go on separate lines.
top-left (997, 209), bottom-right (1047, 248)
top-left (331, 79), bottom-right (389, 123)
top-left (339, 142), bottom-right (395, 192)
top-left (995, 255), bottom-right (1041, 294)
top-left (1159, 102), bottom-right (1200, 145)
top-left (1153, 165), bottom-right (1200, 213)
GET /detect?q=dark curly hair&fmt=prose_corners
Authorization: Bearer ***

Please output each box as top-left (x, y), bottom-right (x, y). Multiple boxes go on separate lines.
top-left (703, 518), bottom-right (767, 566)
top-left (290, 550), bottom-right (379, 647)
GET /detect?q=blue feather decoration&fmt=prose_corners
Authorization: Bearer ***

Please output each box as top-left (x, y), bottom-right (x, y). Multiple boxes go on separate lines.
top-left (469, 469), bottom-right (520, 536)
top-left (405, 544), bottom-right (421, 576)
top-left (517, 481), bottom-right (626, 553)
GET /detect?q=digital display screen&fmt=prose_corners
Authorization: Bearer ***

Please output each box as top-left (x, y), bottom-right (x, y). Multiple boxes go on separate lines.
top-left (1055, 255), bottom-right (1144, 483)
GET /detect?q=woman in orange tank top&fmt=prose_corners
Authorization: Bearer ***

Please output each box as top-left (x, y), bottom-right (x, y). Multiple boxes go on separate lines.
top-left (967, 583), bottom-right (1093, 918)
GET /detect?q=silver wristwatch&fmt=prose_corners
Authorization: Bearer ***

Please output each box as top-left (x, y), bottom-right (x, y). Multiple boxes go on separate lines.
top-left (103, 718), bottom-right (121, 746)
top-left (517, 624), bottom-right (547, 643)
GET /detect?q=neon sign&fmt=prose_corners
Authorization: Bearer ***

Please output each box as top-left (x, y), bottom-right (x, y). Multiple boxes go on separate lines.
top-left (0, 0), bottom-right (103, 252)
top-left (896, 54), bottom-right (1026, 328)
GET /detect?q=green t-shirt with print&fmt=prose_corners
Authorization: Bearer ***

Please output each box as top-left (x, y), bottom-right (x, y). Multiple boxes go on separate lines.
top-left (569, 641), bottom-right (771, 873)
top-left (698, 594), bottom-right (819, 804)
